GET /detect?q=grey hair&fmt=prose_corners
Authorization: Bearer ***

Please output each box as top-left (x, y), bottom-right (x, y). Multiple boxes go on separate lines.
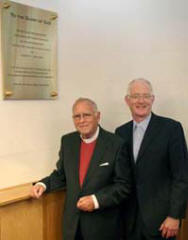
top-left (127, 78), bottom-right (153, 95)
top-left (72, 97), bottom-right (98, 113)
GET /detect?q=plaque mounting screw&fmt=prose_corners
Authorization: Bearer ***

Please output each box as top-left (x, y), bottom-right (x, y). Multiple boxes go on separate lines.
top-left (51, 91), bottom-right (58, 97)
top-left (50, 15), bottom-right (57, 20)
top-left (3, 2), bottom-right (11, 8)
top-left (4, 91), bottom-right (13, 97)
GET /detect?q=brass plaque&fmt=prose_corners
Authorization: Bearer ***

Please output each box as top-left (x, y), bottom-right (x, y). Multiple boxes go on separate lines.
top-left (0, 1), bottom-right (58, 99)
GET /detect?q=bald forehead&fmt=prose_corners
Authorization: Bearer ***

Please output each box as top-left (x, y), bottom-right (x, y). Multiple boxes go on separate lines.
top-left (129, 81), bottom-right (152, 94)
top-left (131, 81), bottom-right (150, 89)
top-left (72, 100), bottom-right (96, 113)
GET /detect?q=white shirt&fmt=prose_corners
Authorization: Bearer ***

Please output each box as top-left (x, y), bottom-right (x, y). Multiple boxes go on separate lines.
top-left (133, 114), bottom-right (151, 161)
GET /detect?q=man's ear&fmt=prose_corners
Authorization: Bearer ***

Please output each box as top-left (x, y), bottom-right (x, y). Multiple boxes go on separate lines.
top-left (97, 112), bottom-right (101, 122)
top-left (124, 95), bottom-right (129, 106)
top-left (151, 95), bottom-right (155, 104)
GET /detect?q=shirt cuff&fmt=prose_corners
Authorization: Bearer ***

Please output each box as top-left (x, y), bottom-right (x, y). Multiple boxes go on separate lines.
top-left (36, 182), bottom-right (47, 191)
top-left (92, 194), bottom-right (99, 209)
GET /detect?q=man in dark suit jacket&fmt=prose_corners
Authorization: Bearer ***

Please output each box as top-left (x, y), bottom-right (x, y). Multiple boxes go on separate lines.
top-left (31, 97), bottom-right (131, 240)
top-left (115, 78), bottom-right (188, 240)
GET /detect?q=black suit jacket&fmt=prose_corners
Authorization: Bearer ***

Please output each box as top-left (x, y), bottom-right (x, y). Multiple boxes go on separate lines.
top-left (41, 127), bottom-right (131, 240)
top-left (115, 113), bottom-right (188, 237)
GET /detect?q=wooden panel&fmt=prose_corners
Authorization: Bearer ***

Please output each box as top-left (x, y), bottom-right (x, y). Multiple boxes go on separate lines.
top-left (0, 199), bottom-right (43, 240)
top-left (43, 191), bottom-right (65, 240)
top-left (178, 204), bottom-right (188, 240)
top-left (179, 219), bottom-right (188, 240)
top-left (0, 183), bottom-right (187, 240)
top-left (0, 183), bottom-right (65, 240)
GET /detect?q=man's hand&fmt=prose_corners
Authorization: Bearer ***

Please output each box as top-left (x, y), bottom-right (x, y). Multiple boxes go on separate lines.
top-left (159, 216), bottom-right (180, 238)
top-left (77, 195), bottom-right (95, 212)
top-left (30, 184), bottom-right (45, 199)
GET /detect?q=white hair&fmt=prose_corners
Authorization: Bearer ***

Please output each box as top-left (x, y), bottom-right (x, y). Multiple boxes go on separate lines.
top-left (127, 78), bottom-right (153, 95)
top-left (72, 97), bottom-right (98, 113)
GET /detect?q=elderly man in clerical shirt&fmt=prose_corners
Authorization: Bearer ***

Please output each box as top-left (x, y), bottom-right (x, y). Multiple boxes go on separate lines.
top-left (31, 97), bottom-right (131, 240)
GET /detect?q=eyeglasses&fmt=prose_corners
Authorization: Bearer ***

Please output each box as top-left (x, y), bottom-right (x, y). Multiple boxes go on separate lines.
top-left (128, 94), bottom-right (153, 101)
top-left (72, 113), bottom-right (93, 121)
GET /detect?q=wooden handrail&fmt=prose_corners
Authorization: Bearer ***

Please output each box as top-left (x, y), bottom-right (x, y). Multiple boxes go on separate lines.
top-left (0, 183), bottom-right (32, 207)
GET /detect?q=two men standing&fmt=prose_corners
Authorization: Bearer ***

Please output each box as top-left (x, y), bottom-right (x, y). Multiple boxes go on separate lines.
top-left (31, 79), bottom-right (188, 240)
top-left (116, 78), bottom-right (188, 240)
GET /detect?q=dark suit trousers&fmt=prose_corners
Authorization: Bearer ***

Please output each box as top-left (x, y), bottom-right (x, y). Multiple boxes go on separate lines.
top-left (126, 211), bottom-right (176, 240)
top-left (75, 231), bottom-right (84, 240)
top-left (75, 223), bottom-right (84, 240)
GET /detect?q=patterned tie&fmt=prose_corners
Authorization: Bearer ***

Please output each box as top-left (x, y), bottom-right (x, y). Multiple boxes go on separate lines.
top-left (133, 124), bottom-right (143, 161)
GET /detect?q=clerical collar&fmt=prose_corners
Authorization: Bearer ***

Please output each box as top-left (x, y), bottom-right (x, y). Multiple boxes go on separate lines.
top-left (81, 126), bottom-right (99, 143)
top-left (133, 113), bottom-right (151, 131)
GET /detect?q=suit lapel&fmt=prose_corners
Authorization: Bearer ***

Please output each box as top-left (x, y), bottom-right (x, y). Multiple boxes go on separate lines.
top-left (126, 122), bottom-right (135, 165)
top-left (82, 128), bottom-right (107, 187)
top-left (70, 133), bottom-right (81, 189)
top-left (136, 114), bottom-right (160, 163)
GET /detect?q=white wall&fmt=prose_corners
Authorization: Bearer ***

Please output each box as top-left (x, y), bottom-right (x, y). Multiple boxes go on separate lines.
top-left (0, 0), bottom-right (187, 189)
